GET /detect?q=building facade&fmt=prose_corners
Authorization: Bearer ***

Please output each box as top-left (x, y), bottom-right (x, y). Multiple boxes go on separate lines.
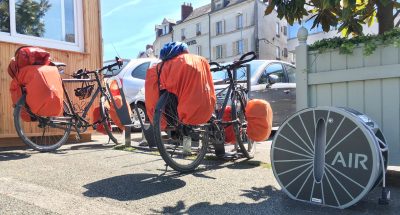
top-left (153, 18), bottom-right (176, 58)
top-left (153, 0), bottom-right (289, 63)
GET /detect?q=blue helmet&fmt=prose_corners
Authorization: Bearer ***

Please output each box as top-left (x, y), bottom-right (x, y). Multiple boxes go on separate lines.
top-left (159, 42), bottom-right (188, 61)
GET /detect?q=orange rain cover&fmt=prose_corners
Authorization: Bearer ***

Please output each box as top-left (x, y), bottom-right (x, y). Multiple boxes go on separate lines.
top-left (13, 65), bottom-right (64, 117)
top-left (245, 99), bottom-right (273, 141)
top-left (145, 53), bottom-right (216, 125)
top-left (108, 80), bottom-right (132, 130)
top-left (10, 79), bottom-right (31, 122)
top-left (92, 106), bottom-right (110, 134)
top-left (222, 106), bottom-right (236, 144)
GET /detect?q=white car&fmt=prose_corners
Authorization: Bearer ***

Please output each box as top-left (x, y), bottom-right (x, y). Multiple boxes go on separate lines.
top-left (104, 58), bottom-right (160, 131)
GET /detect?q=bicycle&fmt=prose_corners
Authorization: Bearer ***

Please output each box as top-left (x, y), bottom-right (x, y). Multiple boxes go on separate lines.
top-left (13, 58), bottom-right (123, 152)
top-left (153, 52), bottom-right (257, 172)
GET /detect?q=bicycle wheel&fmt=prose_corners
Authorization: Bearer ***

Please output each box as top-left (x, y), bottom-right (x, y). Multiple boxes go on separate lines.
top-left (99, 95), bottom-right (121, 144)
top-left (232, 91), bottom-right (256, 158)
top-left (154, 91), bottom-right (208, 173)
top-left (14, 97), bottom-right (72, 152)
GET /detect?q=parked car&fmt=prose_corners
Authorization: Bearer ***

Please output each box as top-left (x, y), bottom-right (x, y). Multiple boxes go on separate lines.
top-left (103, 58), bottom-right (160, 131)
top-left (213, 60), bottom-right (296, 128)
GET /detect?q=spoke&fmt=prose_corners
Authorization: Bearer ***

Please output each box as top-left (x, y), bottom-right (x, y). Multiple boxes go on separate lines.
top-left (278, 134), bottom-right (314, 157)
top-left (321, 178), bottom-right (325, 205)
top-left (326, 164), bottom-right (366, 189)
top-left (325, 166), bottom-right (354, 199)
top-left (274, 147), bottom-right (313, 159)
top-left (274, 158), bottom-right (313, 163)
top-left (296, 168), bottom-right (313, 198)
top-left (288, 122), bottom-right (314, 154)
top-left (324, 167), bottom-right (340, 206)
top-left (326, 116), bottom-right (346, 149)
top-left (277, 161), bottom-right (312, 176)
top-left (325, 127), bottom-right (358, 155)
top-left (299, 114), bottom-right (314, 149)
top-left (286, 165), bottom-right (313, 188)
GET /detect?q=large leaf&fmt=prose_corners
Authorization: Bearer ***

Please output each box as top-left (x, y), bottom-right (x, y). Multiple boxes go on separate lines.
top-left (265, 1), bottom-right (275, 15)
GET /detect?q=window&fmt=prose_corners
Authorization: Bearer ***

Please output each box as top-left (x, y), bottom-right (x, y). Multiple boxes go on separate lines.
top-left (181, 28), bottom-right (185, 40)
top-left (236, 40), bottom-right (243, 55)
top-left (131, 62), bottom-right (150, 80)
top-left (196, 23), bottom-right (201, 35)
top-left (276, 46), bottom-right (280, 59)
top-left (236, 14), bottom-right (243, 29)
top-left (196, 45), bottom-right (201, 55)
top-left (283, 26), bottom-right (287, 36)
top-left (216, 21), bottom-right (223, 35)
top-left (216, 45), bottom-right (223, 59)
top-left (259, 63), bottom-right (285, 84)
top-left (163, 25), bottom-right (168, 35)
top-left (285, 65), bottom-right (296, 83)
top-left (0, 0), bottom-right (83, 52)
top-left (275, 22), bottom-right (280, 37)
top-left (283, 48), bottom-right (288, 57)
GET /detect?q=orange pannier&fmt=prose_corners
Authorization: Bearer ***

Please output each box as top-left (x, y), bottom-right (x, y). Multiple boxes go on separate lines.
top-left (222, 106), bottom-right (236, 144)
top-left (245, 99), bottom-right (273, 141)
top-left (108, 80), bottom-right (132, 130)
top-left (92, 106), bottom-right (110, 134)
top-left (10, 79), bottom-right (31, 122)
top-left (145, 53), bottom-right (216, 125)
top-left (14, 65), bottom-right (64, 117)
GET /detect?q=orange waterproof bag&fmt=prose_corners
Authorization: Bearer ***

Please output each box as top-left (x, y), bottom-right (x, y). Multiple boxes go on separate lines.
top-left (108, 80), bottom-right (132, 130)
top-left (245, 99), bottom-right (273, 141)
top-left (222, 106), bottom-right (236, 144)
top-left (145, 53), bottom-right (216, 125)
top-left (17, 65), bottom-right (64, 117)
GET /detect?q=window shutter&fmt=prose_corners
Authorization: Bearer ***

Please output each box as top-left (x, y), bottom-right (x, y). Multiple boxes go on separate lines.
top-left (232, 42), bottom-right (237, 56)
top-left (244, 39), bottom-right (248, 53)
top-left (213, 47), bottom-right (216, 59)
top-left (222, 44), bottom-right (227, 58)
top-left (222, 20), bottom-right (225, 34)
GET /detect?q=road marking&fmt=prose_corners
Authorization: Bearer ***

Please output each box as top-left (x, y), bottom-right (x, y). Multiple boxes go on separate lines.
top-left (0, 177), bottom-right (138, 215)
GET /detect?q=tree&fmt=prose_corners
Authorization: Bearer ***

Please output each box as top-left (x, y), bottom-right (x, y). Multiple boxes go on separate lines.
top-left (0, 0), bottom-right (10, 32)
top-left (264, 0), bottom-right (400, 36)
top-left (15, 0), bottom-right (51, 37)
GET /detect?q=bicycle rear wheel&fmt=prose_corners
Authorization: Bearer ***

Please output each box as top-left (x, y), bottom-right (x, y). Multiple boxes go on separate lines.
top-left (13, 97), bottom-right (72, 152)
top-left (154, 91), bottom-right (208, 173)
top-left (232, 91), bottom-right (256, 158)
top-left (99, 95), bottom-right (121, 144)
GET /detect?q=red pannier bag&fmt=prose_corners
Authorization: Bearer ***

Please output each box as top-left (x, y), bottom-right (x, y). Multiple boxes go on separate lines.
top-left (222, 106), bottom-right (236, 144)
top-left (108, 80), bottom-right (132, 130)
top-left (145, 53), bottom-right (216, 125)
top-left (92, 106), bottom-right (110, 134)
top-left (8, 46), bottom-right (51, 79)
top-left (245, 99), bottom-right (273, 141)
top-left (15, 65), bottom-right (64, 117)
top-left (10, 79), bottom-right (31, 122)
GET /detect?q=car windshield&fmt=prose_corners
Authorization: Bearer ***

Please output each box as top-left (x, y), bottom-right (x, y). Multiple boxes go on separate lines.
top-left (212, 60), bottom-right (265, 81)
top-left (103, 59), bottom-right (129, 76)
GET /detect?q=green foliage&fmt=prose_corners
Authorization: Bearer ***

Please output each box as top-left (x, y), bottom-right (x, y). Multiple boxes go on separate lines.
top-left (264, 0), bottom-right (397, 36)
top-left (15, 0), bottom-right (51, 37)
top-left (0, 0), bottom-right (10, 32)
top-left (309, 28), bottom-right (400, 55)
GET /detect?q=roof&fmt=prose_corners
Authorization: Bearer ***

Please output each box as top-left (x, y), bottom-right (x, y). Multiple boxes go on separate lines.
top-left (182, 4), bottom-right (211, 22)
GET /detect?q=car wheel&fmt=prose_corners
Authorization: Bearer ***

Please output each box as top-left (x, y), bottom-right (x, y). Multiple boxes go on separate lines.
top-left (130, 103), bottom-right (148, 132)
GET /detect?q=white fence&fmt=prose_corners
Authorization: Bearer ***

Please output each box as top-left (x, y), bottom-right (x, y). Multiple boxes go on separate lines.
top-left (295, 27), bottom-right (400, 165)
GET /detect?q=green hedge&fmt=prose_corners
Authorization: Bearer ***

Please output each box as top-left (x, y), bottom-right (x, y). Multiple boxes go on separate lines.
top-left (308, 28), bottom-right (400, 56)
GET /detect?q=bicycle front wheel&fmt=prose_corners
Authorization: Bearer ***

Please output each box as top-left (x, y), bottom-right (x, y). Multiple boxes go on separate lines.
top-left (153, 91), bottom-right (208, 173)
top-left (14, 97), bottom-right (72, 152)
top-left (232, 91), bottom-right (256, 159)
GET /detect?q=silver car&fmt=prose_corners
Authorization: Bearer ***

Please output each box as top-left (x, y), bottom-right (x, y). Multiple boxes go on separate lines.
top-left (104, 58), bottom-right (160, 131)
top-left (213, 60), bottom-right (296, 128)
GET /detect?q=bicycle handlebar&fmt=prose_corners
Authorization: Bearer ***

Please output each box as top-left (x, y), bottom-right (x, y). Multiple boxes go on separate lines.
top-left (72, 57), bottom-right (123, 79)
top-left (210, 51), bottom-right (257, 72)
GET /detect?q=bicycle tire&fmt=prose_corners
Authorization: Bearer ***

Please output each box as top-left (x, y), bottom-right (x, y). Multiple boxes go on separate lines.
top-left (154, 91), bottom-right (208, 173)
top-left (100, 95), bottom-right (119, 144)
top-left (232, 91), bottom-right (256, 158)
top-left (13, 97), bottom-right (72, 152)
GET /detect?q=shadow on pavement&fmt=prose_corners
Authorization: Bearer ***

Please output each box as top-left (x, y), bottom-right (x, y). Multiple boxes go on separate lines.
top-left (152, 185), bottom-right (399, 215)
top-left (0, 152), bottom-right (31, 161)
top-left (83, 173), bottom-right (186, 201)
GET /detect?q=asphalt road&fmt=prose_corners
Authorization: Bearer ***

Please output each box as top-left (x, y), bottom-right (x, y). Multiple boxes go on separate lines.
top-left (0, 133), bottom-right (399, 215)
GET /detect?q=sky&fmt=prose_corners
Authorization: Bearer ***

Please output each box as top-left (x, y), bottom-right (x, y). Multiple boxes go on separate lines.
top-left (101, 0), bottom-right (211, 61)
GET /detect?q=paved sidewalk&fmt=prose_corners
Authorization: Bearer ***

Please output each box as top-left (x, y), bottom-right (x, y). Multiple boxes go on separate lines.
top-left (0, 133), bottom-right (399, 214)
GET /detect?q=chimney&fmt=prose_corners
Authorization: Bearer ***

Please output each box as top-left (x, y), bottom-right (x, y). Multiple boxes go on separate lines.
top-left (181, 2), bottom-right (193, 21)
